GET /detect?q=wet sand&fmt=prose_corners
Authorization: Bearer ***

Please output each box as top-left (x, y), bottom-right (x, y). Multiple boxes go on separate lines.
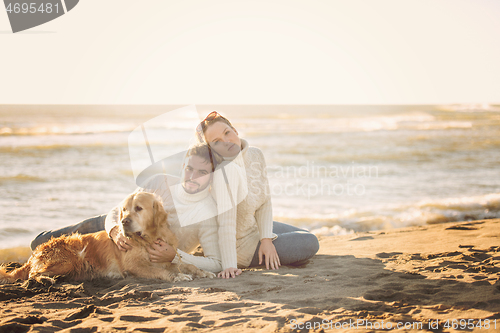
top-left (1, 219), bottom-right (500, 332)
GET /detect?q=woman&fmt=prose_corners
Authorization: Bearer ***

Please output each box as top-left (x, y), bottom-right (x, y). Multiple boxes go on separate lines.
top-left (196, 111), bottom-right (319, 278)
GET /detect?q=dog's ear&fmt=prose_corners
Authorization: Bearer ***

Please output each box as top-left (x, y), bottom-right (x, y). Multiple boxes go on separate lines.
top-left (118, 203), bottom-right (123, 223)
top-left (152, 200), bottom-right (168, 227)
top-left (119, 195), bottom-right (131, 222)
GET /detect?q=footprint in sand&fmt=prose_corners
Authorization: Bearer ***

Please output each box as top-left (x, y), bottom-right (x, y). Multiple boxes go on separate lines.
top-left (132, 328), bottom-right (166, 333)
top-left (64, 305), bottom-right (96, 321)
top-left (446, 225), bottom-right (479, 230)
top-left (349, 236), bottom-right (374, 241)
top-left (119, 315), bottom-right (160, 322)
top-left (201, 302), bottom-right (257, 312)
top-left (49, 319), bottom-right (83, 329)
top-left (167, 314), bottom-right (203, 323)
top-left (257, 305), bottom-right (279, 313)
top-left (216, 319), bottom-right (249, 327)
top-left (6, 315), bottom-right (46, 325)
top-left (376, 252), bottom-right (403, 259)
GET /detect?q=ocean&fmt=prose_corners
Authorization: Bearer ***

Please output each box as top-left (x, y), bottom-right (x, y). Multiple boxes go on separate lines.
top-left (1, 104), bottom-right (500, 250)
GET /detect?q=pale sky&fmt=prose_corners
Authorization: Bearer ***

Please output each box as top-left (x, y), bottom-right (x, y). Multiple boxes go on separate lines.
top-left (1, 0), bottom-right (499, 104)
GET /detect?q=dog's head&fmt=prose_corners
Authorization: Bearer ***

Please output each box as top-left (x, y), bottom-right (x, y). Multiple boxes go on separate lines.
top-left (118, 192), bottom-right (170, 245)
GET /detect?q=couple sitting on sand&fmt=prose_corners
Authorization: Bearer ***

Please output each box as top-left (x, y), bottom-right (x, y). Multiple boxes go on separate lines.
top-left (31, 112), bottom-right (319, 279)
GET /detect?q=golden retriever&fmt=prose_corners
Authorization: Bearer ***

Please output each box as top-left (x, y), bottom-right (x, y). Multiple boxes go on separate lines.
top-left (0, 192), bottom-right (215, 284)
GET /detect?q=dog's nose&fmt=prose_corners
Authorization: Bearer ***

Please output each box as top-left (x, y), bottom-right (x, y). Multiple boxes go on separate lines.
top-left (121, 218), bottom-right (131, 226)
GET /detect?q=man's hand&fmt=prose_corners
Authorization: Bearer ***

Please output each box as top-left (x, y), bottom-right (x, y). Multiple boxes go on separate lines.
top-left (258, 238), bottom-right (280, 270)
top-left (147, 239), bottom-right (176, 263)
top-left (110, 226), bottom-right (132, 252)
top-left (217, 267), bottom-right (242, 279)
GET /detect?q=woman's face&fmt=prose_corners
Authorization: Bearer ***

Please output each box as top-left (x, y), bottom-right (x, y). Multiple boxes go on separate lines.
top-left (203, 121), bottom-right (241, 158)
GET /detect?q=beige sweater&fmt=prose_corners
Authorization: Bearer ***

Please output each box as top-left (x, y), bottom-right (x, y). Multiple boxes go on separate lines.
top-left (212, 139), bottom-right (275, 269)
top-left (105, 174), bottom-right (222, 273)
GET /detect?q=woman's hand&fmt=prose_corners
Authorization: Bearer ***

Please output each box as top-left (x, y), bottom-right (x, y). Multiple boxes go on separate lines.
top-left (110, 226), bottom-right (133, 252)
top-left (147, 239), bottom-right (176, 263)
top-left (259, 238), bottom-right (280, 270)
top-left (217, 267), bottom-right (242, 279)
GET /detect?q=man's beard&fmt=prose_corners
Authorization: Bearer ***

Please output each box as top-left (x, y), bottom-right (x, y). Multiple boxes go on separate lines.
top-left (183, 180), bottom-right (200, 193)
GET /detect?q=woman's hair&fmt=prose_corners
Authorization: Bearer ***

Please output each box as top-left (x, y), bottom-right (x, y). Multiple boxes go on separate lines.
top-left (185, 142), bottom-right (220, 171)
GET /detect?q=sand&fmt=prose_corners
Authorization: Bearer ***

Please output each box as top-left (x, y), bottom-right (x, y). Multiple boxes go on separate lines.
top-left (1, 219), bottom-right (500, 332)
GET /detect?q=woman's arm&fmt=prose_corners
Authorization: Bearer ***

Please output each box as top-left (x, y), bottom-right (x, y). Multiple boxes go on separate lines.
top-left (253, 149), bottom-right (280, 269)
top-left (213, 164), bottom-right (241, 271)
top-left (253, 149), bottom-right (274, 239)
top-left (255, 197), bottom-right (273, 239)
top-left (255, 198), bottom-right (280, 270)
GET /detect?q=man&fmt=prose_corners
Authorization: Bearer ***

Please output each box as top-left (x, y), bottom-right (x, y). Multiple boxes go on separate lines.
top-left (107, 144), bottom-right (221, 272)
top-left (31, 144), bottom-right (222, 273)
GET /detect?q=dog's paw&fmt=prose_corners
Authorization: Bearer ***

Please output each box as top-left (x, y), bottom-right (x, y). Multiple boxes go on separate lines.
top-left (23, 275), bottom-right (56, 289)
top-left (201, 271), bottom-right (216, 279)
top-left (173, 273), bottom-right (193, 282)
top-left (0, 278), bottom-right (15, 285)
top-left (37, 275), bottom-right (57, 286)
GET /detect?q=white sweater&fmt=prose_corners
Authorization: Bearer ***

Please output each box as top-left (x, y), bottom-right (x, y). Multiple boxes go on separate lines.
top-left (212, 139), bottom-right (275, 269)
top-left (105, 174), bottom-right (222, 273)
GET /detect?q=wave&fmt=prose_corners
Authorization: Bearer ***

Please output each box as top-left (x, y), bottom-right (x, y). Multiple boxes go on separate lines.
top-left (2, 108), bottom-right (492, 140)
top-left (0, 124), bottom-right (133, 136)
top-left (412, 193), bottom-right (500, 223)
top-left (241, 112), bottom-right (477, 135)
top-left (0, 174), bottom-right (45, 183)
top-left (0, 121), bottom-right (201, 137)
top-left (437, 104), bottom-right (500, 113)
top-left (0, 227), bottom-right (33, 236)
top-left (278, 193), bottom-right (500, 235)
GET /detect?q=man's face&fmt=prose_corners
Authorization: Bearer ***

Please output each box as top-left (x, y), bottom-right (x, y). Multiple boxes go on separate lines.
top-left (181, 155), bottom-right (212, 194)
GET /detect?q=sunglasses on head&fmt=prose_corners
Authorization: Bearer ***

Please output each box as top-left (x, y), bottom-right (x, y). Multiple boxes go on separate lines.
top-left (196, 111), bottom-right (222, 134)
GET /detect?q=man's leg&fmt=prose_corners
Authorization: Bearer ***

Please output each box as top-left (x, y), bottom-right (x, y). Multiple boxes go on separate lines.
top-left (30, 214), bottom-right (107, 250)
top-left (249, 221), bottom-right (319, 267)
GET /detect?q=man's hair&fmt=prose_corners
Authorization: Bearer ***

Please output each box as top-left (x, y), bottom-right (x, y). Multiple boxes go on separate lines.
top-left (185, 143), bottom-right (216, 172)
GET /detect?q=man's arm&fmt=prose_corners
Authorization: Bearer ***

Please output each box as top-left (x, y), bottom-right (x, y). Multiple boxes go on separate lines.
top-left (104, 206), bottom-right (120, 236)
top-left (148, 213), bottom-right (222, 273)
top-left (172, 216), bottom-right (222, 273)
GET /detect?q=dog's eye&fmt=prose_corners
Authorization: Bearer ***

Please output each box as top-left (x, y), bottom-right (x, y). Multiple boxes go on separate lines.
top-left (122, 207), bottom-right (127, 212)
top-left (135, 206), bottom-right (143, 212)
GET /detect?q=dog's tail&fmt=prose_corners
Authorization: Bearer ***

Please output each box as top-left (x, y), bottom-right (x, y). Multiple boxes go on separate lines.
top-left (0, 263), bottom-right (31, 284)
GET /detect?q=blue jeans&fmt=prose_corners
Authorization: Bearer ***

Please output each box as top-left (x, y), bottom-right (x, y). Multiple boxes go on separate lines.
top-left (249, 221), bottom-right (319, 266)
top-left (30, 214), bottom-right (107, 251)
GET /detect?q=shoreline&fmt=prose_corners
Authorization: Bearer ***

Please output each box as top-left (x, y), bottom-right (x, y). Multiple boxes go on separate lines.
top-left (1, 218), bottom-right (500, 332)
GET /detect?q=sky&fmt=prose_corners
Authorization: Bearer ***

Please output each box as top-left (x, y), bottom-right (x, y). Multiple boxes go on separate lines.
top-left (1, 0), bottom-right (500, 105)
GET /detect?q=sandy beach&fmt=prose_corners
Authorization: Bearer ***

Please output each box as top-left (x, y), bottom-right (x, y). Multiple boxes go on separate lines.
top-left (0, 219), bottom-right (499, 332)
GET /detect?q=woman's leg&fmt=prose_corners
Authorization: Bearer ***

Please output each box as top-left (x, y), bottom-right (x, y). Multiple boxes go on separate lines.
top-left (30, 214), bottom-right (107, 250)
top-left (249, 221), bottom-right (319, 267)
